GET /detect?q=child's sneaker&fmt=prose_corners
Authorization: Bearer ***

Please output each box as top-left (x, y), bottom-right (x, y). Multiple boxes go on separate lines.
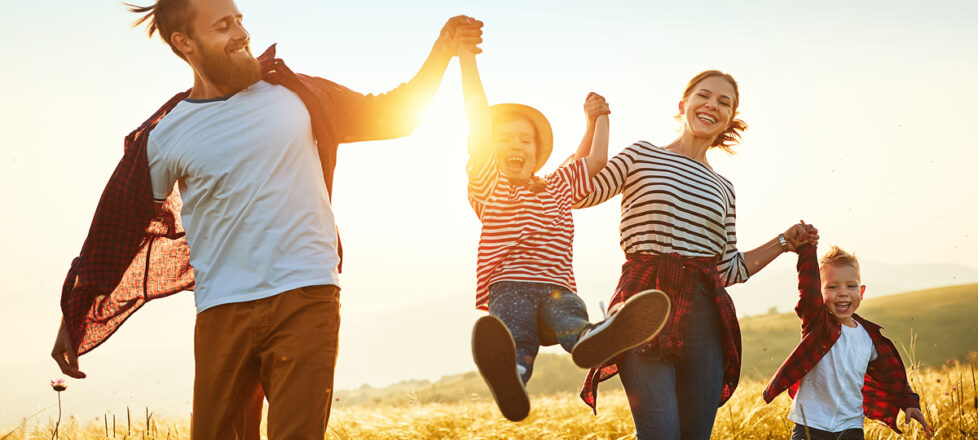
top-left (571, 289), bottom-right (671, 369)
top-left (472, 315), bottom-right (530, 422)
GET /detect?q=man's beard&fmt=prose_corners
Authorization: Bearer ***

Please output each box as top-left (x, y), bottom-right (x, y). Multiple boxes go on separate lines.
top-left (197, 43), bottom-right (262, 94)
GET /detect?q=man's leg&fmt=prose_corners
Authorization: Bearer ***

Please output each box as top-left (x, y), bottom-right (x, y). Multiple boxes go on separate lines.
top-left (192, 302), bottom-right (263, 440)
top-left (259, 285), bottom-right (341, 440)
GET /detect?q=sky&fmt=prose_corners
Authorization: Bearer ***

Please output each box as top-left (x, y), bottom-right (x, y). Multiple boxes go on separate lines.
top-left (1, 0), bottom-right (977, 427)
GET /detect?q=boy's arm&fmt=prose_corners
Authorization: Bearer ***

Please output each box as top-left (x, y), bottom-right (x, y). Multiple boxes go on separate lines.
top-left (458, 48), bottom-right (493, 177)
top-left (794, 243), bottom-right (824, 330)
top-left (334, 16), bottom-right (483, 143)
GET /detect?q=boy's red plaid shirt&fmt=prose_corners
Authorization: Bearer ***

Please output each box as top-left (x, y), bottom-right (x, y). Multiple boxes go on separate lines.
top-left (763, 244), bottom-right (920, 434)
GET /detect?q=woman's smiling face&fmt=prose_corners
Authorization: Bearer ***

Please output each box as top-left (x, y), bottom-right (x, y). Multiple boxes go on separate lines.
top-left (679, 75), bottom-right (737, 143)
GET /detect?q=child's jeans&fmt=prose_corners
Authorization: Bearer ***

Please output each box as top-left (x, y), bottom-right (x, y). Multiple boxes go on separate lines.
top-left (618, 281), bottom-right (724, 440)
top-left (791, 424), bottom-right (864, 440)
top-left (487, 281), bottom-right (590, 383)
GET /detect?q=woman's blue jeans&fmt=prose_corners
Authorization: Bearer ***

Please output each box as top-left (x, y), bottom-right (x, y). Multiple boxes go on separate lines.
top-left (487, 281), bottom-right (590, 383)
top-left (618, 282), bottom-right (724, 440)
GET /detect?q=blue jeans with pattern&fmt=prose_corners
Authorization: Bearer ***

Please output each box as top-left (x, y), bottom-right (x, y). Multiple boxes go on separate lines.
top-left (618, 281), bottom-right (724, 440)
top-left (487, 281), bottom-right (591, 383)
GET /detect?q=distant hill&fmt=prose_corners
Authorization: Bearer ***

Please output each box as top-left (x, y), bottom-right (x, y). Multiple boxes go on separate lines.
top-left (334, 283), bottom-right (978, 407)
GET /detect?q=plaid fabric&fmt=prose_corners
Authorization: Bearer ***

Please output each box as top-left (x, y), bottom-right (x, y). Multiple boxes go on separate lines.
top-left (762, 244), bottom-right (921, 434)
top-left (579, 252), bottom-right (742, 413)
top-left (61, 44), bottom-right (409, 355)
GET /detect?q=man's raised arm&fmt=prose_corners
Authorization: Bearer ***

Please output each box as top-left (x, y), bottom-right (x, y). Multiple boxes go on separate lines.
top-left (329, 15), bottom-right (483, 144)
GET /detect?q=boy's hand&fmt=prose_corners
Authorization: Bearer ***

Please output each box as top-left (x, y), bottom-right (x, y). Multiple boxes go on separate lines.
top-left (436, 16), bottom-right (483, 57)
top-left (784, 220), bottom-right (819, 252)
top-left (904, 407), bottom-right (933, 436)
top-left (583, 92), bottom-right (611, 124)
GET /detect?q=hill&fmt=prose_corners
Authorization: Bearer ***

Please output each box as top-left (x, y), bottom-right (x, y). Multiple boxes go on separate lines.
top-left (334, 283), bottom-right (978, 407)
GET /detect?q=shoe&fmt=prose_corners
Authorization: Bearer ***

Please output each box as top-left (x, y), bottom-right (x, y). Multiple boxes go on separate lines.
top-left (472, 315), bottom-right (530, 422)
top-left (571, 289), bottom-right (671, 369)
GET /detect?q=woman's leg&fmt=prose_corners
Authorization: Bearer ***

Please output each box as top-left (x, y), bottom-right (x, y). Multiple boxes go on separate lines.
top-left (487, 281), bottom-right (543, 383)
top-left (619, 349), bottom-right (681, 440)
top-left (675, 283), bottom-right (725, 440)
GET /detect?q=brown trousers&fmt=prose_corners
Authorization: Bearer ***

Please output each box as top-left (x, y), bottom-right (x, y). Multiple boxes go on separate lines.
top-left (191, 285), bottom-right (341, 440)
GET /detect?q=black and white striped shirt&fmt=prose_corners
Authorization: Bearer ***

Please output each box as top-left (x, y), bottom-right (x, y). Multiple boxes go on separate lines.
top-left (575, 141), bottom-right (749, 286)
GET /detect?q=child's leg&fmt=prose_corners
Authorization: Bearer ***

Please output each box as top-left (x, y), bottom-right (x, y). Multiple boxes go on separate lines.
top-left (618, 349), bottom-right (680, 440)
top-left (487, 281), bottom-right (543, 383)
top-left (537, 285), bottom-right (590, 352)
top-left (675, 283), bottom-right (724, 440)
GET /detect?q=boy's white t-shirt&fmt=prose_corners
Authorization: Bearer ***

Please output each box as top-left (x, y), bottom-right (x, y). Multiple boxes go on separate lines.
top-left (788, 321), bottom-right (879, 431)
top-left (147, 80), bottom-right (340, 313)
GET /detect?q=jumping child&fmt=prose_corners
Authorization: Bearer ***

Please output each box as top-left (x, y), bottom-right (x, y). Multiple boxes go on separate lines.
top-left (458, 45), bottom-right (670, 422)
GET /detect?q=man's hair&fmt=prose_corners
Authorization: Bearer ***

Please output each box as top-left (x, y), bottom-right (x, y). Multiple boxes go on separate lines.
top-left (819, 245), bottom-right (861, 281)
top-left (126, 0), bottom-right (197, 60)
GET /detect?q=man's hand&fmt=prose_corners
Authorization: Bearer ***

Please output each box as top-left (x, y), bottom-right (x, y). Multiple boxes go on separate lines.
top-left (52, 319), bottom-right (86, 379)
top-left (434, 15), bottom-right (483, 57)
top-left (904, 407), bottom-right (933, 436)
top-left (583, 92), bottom-right (611, 124)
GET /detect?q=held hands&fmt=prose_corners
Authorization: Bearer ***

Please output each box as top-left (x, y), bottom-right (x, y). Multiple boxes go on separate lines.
top-left (583, 92), bottom-right (611, 125)
top-left (783, 220), bottom-right (819, 253)
top-left (435, 15), bottom-right (483, 57)
top-left (904, 407), bottom-right (934, 436)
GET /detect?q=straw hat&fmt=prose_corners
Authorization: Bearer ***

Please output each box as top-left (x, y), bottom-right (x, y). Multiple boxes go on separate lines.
top-left (489, 103), bottom-right (553, 173)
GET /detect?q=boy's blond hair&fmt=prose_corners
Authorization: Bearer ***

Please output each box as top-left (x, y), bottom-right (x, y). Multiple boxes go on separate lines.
top-left (819, 245), bottom-right (861, 281)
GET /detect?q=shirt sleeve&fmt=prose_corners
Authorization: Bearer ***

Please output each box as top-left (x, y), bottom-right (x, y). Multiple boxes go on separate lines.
top-left (467, 153), bottom-right (500, 220)
top-left (573, 146), bottom-right (631, 209)
top-left (716, 191), bottom-right (750, 286)
top-left (146, 135), bottom-right (177, 202)
top-left (793, 244), bottom-right (825, 331)
top-left (549, 158), bottom-right (594, 202)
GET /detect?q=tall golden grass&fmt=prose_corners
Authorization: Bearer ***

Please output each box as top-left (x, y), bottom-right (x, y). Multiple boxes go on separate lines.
top-left (5, 361), bottom-right (975, 439)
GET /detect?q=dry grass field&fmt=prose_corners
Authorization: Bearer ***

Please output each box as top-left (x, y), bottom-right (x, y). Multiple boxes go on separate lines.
top-left (5, 360), bottom-right (975, 440)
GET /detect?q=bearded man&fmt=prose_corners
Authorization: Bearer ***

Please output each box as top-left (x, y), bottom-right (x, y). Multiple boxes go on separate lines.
top-left (49, 0), bottom-right (482, 438)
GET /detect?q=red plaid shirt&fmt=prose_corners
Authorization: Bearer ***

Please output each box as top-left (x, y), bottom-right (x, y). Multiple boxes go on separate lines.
top-left (763, 244), bottom-right (921, 433)
top-left (580, 252), bottom-right (743, 413)
top-left (61, 45), bottom-right (429, 355)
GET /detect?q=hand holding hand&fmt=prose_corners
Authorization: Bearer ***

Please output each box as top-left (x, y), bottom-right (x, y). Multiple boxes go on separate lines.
top-left (435, 15), bottom-right (483, 56)
top-left (904, 407), bottom-right (933, 436)
top-left (52, 319), bottom-right (86, 379)
top-left (583, 92), bottom-right (611, 124)
top-left (784, 220), bottom-right (818, 252)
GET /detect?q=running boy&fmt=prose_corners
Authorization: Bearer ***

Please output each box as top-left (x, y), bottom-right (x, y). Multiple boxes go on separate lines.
top-left (764, 234), bottom-right (933, 439)
top-left (458, 45), bottom-right (670, 422)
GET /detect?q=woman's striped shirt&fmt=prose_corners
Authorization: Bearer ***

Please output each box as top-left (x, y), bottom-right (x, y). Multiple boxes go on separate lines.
top-left (468, 157), bottom-right (593, 310)
top-left (574, 141), bottom-right (749, 286)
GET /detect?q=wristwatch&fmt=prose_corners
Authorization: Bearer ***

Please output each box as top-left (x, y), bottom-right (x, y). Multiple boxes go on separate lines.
top-left (778, 233), bottom-right (789, 252)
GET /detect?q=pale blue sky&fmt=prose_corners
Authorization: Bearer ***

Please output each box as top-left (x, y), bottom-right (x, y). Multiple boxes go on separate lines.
top-left (1, 0), bottom-right (976, 426)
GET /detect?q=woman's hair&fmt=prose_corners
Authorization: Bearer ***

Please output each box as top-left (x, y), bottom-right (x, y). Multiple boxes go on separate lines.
top-left (678, 70), bottom-right (748, 154)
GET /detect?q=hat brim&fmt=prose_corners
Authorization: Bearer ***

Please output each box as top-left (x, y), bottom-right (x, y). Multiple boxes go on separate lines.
top-left (489, 103), bottom-right (553, 173)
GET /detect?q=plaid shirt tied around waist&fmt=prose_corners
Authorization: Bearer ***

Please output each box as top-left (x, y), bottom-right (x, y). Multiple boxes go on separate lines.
top-left (762, 244), bottom-right (921, 434)
top-left (580, 252), bottom-right (743, 413)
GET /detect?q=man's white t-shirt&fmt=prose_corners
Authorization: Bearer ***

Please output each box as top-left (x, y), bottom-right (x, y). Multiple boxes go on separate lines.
top-left (788, 321), bottom-right (879, 431)
top-left (147, 80), bottom-right (339, 313)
